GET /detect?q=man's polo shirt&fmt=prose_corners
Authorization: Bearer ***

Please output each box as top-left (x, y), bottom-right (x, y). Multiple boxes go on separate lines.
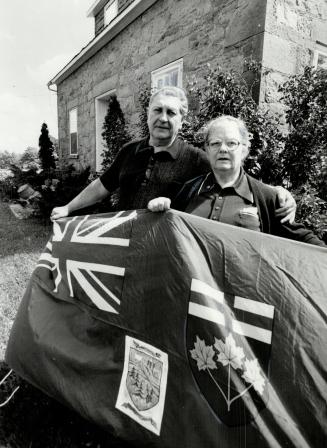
top-left (99, 137), bottom-right (209, 210)
top-left (185, 170), bottom-right (261, 232)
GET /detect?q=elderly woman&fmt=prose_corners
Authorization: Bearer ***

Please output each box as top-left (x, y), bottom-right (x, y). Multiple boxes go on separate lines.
top-left (148, 115), bottom-right (325, 246)
top-left (51, 89), bottom-right (294, 222)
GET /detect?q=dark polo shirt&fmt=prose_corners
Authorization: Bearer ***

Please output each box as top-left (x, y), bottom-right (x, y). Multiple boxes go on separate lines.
top-left (100, 137), bottom-right (209, 210)
top-left (185, 170), bottom-right (261, 231)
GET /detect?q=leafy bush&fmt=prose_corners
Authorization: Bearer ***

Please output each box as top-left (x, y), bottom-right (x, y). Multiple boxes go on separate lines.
top-left (279, 67), bottom-right (327, 189)
top-left (279, 66), bottom-right (327, 240)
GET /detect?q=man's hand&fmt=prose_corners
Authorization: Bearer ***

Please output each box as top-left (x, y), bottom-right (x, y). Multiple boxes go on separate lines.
top-left (50, 205), bottom-right (69, 221)
top-left (274, 186), bottom-right (296, 223)
top-left (147, 197), bottom-right (171, 212)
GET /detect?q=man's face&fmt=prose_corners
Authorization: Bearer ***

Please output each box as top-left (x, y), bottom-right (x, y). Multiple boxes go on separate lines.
top-left (147, 94), bottom-right (183, 146)
top-left (206, 120), bottom-right (248, 175)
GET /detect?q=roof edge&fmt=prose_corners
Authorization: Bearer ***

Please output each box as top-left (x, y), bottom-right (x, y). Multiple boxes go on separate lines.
top-left (49, 0), bottom-right (159, 87)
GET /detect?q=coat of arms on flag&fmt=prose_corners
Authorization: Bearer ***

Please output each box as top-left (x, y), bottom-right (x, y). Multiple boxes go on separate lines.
top-left (116, 336), bottom-right (168, 436)
top-left (187, 278), bottom-right (275, 426)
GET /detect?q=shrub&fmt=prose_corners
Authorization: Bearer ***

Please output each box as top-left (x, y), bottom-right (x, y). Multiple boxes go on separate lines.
top-left (101, 96), bottom-right (131, 170)
top-left (280, 66), bottom-right (327, 240)
top-left (39, 123), bottom-right (56, 172)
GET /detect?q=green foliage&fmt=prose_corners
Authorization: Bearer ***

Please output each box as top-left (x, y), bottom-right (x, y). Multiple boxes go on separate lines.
top-left (279, 66), bottom-right (327, 188)
top-left (19, 146), bottom-right (40, 170)
top-left (37, 166), bottom-right (92, 218)
top-left (137, 85), bottom-right (151, 139)
top-left (0, 150), bottom-right (19, 168)
top-left (101, 96), bottom-right (131, 170)
top-left (279, 66), bottom-right (327, 240)
top-left (39, 123), bottom-right (56, 171)
top-left (182, 63), bottom-right (285, 185)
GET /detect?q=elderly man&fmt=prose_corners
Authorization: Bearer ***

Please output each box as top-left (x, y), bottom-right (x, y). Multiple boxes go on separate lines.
top-left (149, 115), bottom-right (325, 246)
top-left (51, 89), bottom-right (294, 221)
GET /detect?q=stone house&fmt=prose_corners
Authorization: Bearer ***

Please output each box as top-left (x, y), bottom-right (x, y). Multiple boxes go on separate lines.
top-left (48, 0), bottom-right (327, 172)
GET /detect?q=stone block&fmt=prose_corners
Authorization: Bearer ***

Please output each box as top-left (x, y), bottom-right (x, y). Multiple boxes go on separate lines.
top-left (262, 34), bottom-right (297, 74)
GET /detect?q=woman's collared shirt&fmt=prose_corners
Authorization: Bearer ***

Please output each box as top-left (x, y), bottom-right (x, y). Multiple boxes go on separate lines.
top-left (185, 171), bottom-right (261, 232)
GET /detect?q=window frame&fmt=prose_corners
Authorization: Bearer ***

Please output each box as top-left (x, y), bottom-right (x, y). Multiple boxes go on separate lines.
top-left (69, 107), bottom-right (78, 156)
top-left (151, 58), bottom-right (183, 90)
top-left (313, 43), bottom-right (327, 69)
top-left (104, 0), bottom-right (118, 26)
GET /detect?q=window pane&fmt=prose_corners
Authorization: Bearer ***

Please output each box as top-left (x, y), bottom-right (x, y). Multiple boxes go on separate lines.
top-left (151, 59), bottom-right (183, 89)
top-left (69, 108), bottom-right (78, 154)
top-left (170, 70), bottom-right (178, 86)
top-left (70, 133), bottom-right (78, 155)
top-left (317, 52), bottom-right (327, 69)
top-left (69, 109), bottom-right (77, 133)
top-left (104, 0), bottom-right (118, 25)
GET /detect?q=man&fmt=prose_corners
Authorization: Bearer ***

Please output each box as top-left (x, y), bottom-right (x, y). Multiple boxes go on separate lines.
top-left (148, 115), bottom-right (325, 246)
top-left (51, 88), bottom-right (295, 222)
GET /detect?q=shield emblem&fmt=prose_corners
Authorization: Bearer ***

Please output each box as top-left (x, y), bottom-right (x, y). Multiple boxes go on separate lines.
top-left (187, 279), bottom-right (274, 427)
top-left (126, 347), bottom-right (162, 411)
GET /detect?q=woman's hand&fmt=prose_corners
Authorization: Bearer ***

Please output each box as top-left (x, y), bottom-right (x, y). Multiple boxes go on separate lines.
top-left (147, 197), bottom-right (171, 212)
top-left (274, 186), bottom-right (296, 223)
top-left (50, 205), bottom-right (69, 221)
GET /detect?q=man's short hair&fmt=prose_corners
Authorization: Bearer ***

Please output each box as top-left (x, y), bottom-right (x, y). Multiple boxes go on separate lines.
top-left (203, 115), bottom-right (252, 147)
top-left (149, 86), bottom-right (188, 117)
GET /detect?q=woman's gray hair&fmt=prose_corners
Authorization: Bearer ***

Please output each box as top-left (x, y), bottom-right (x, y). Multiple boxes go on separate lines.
top-left (149, 86), bottom-right (188, 117)
top-left (203, 115), bottom-right (252, 146)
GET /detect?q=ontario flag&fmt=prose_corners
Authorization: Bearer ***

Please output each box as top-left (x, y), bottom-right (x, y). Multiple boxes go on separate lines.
top-left (6, 209), bottom-right (327, 448)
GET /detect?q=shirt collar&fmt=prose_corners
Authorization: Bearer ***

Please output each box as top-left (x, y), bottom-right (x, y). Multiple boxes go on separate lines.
top-left (199, 169), bottom-right (253, 202)
top-left (135, 137), bottom-right (181, 159)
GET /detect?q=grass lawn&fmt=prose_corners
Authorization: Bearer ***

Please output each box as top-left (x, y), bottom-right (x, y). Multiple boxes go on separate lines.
top-left (0, 202), bottom-right (131, 448)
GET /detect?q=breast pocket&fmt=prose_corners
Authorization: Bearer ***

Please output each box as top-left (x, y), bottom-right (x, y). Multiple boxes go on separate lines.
top-left (239, 206), bottom-right (261, 231)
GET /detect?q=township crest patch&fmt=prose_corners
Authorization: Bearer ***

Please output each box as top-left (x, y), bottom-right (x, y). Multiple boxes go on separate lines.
top-left (116, 336), bottom-right (168, 435)
top-left (187, 278), bottom-right (275, 427)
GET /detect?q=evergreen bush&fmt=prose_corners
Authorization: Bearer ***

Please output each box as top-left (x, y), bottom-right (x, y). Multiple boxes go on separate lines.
top-left (38, 123), bottom-right (56, 172)
top-left (101, 96), bottom-right (131, 170)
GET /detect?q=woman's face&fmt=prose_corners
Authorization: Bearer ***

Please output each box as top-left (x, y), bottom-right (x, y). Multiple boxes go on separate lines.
top-left (205, 120), bottom-right (248, 175)
top-left (147, 94), bottom-right (183, 146)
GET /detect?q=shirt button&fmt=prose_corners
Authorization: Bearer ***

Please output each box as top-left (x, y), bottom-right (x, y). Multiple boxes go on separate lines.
top-left (215, 206), bottom-right (219, 210)
top-left (212, 216), bottom-right (218, 220)
top-left (218, 196), bottom-right (223, 200)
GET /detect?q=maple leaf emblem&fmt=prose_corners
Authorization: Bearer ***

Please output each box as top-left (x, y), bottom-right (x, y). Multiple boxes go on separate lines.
top-left (214, 333), bottom-right (245, 370)
top-left (190, 336), bottom-right (217, 371)
top-left (242, 358), bottom-right (265, 396)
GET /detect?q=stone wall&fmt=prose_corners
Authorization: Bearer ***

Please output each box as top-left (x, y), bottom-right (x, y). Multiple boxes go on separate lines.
top-left (260, 0), bottom-right (327, 116)
top-left (57, 0), bottom-right (268, 170)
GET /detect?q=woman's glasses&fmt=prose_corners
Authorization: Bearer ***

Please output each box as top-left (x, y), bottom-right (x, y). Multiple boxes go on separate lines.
top-left (208, 140), bottom-right (241, 151)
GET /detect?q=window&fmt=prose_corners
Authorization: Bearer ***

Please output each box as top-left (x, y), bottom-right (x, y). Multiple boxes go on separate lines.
top-left (104, 0), bottom-right (118, 26)
top-left (313, 44), bottom-right (327, 70)
top-left (151, 59), bottom-right (183, 90)
top-left (69, 108), bottom-right (78, 155)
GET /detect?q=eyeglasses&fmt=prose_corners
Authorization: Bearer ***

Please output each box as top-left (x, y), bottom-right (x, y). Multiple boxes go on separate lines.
top-left (208, 140), bottom-right (242, 151)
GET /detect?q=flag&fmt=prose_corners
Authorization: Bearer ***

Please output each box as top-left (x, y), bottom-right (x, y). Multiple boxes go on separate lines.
top-left (6, 209), bottom-right (327, 448)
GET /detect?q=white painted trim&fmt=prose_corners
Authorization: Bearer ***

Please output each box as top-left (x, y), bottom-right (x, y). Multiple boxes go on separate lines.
top-left (49, 0), bottom-right (159, 86)
top-left (151, 58), bottom-right (183, 89)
